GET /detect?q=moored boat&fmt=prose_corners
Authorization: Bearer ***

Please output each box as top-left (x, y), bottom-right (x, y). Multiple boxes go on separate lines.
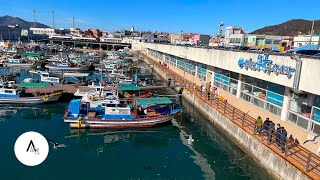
top-left (0, 82), bottom-right (64, 104)
top-left (64, 97), bottom-right (182, 129)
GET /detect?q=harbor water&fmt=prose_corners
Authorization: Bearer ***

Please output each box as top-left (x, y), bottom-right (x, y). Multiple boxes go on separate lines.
top-left (0, 97), bottom-right (271, 179)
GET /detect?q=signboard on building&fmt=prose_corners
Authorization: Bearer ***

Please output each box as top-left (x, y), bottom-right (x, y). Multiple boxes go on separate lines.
top-left (238, 53), bottom-right (295, 79)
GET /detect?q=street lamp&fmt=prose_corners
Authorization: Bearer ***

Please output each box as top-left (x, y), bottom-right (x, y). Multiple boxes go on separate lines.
top-left (217, 22), bottom-right (224, 46)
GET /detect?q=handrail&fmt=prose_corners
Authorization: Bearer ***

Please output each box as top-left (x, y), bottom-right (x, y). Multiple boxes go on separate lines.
top-left (141, 52), bottom-right (320, 179)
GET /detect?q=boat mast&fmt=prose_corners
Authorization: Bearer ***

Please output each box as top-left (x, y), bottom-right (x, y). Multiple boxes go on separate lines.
top-left (308, 20), bottom-right (315, 50)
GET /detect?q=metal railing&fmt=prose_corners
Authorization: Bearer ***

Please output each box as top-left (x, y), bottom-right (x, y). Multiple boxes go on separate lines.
top-left (141, 51), bottom-right (320, 179)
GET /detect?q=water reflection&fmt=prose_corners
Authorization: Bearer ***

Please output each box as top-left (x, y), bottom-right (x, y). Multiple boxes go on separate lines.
top-left (181, 98), bottom-right (272, 180)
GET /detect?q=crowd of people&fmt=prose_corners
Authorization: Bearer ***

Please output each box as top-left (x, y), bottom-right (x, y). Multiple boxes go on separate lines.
top-left (254, 116), bottom-right (300, 152)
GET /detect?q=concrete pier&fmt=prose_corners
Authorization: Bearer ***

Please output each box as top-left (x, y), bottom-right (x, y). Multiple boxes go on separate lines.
top-left (141, 52), bottom-right (320, 180)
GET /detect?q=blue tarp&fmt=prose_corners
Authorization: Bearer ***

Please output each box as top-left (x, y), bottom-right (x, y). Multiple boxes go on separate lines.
top-left (271, 46), bottom-right (280, 52)
top-left (69, 99), bottom-right (81, 114)
top-left (292, 44), bottom-right (318, 51)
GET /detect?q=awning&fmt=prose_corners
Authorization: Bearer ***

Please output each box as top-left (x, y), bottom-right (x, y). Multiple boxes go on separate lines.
top-left (18, 82), bottom-right (48, 87)
top-left (135, 97), bottom-right (173, 107)
top-left (118, 84), bottom-right (140, 91)
top-left (21, 52), bottom-right (41, 57)
top-left (293, 44), bottom-right (318, 51)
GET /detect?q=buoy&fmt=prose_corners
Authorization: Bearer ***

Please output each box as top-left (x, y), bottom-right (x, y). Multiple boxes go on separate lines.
top-left (78, 118), bottom-right (82, 128)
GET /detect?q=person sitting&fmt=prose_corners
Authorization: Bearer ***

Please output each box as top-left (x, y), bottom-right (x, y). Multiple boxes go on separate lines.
top-left (268, 121), bottom-right (275, 143)
top-left (262, 118), bottom-right (271, 133)
top-left (254, 116), bottom-right (263, 135)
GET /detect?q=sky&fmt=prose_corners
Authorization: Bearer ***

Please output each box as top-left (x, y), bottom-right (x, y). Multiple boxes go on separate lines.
top-left (0, 0), bottom-right (319, 34)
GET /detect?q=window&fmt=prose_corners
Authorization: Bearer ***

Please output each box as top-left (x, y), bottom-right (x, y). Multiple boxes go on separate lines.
top-left (273, 40), bottom-right (281, 45)
top-left (265, 39), bottom-right (273, 44)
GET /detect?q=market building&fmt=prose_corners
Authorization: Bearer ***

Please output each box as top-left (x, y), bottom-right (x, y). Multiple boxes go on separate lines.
top-left (134, 42), bottom-right (320, 153)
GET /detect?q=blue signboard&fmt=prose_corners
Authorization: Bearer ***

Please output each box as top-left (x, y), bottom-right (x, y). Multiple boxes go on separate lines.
top-left (238, 54), bottom-right (295, 79)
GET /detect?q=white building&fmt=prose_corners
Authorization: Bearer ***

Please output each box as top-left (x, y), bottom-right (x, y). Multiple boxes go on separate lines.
top-left (100, 37), bottom-right (123, 43)
top-left (30, 28), bottom-right (55, 36)
top-left (224, 26), bottom-right (247, 47)
top-left (293, 35), bottom-right (320, 48)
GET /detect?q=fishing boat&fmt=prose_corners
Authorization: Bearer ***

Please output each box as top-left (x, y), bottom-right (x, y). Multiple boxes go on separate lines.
top-left (45, 61), bottom-right (90, 71)
top-left (28, 70), bottom-right (61, 84)
top-left (5, 58), bottom-right (33, 67)
top-left (64, 97), bottom-right (182, 129)
top-left (0, 82), bottom-right (64, 104)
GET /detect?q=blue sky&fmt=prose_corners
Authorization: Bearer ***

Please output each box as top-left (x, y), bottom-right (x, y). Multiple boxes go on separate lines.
top-left (0, 0), bottom-right (319, 34)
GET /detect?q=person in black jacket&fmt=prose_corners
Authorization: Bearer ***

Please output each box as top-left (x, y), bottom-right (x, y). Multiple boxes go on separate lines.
top-left (268, 121), bottom-right (275, 143)
top-left (276, 124), bottom-right (282, 147)
top-left (280, 127), bottom-right (288, 152)
top-left (263, 118), bottom-right (271, 133)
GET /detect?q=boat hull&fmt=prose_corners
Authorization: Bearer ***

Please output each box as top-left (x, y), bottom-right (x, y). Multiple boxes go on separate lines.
top-left (0, 94), bottom-right (62, 104)
top-left (6, 63), bottom-right (33, 67)
top-left (65, 115), bottom-right (175, 129)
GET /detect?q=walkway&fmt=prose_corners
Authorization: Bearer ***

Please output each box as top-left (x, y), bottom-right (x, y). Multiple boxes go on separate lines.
top-left (140, 52), bottom-right (320, 179)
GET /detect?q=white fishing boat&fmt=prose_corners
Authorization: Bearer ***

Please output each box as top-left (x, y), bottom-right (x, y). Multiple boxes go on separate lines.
top-left (5, 58), bottom-right (33, 67)
top-left (45, 62), bottom-right (90, 71)
top-left (0, 82), bottom-right (64, 104)
top-left (28, 70), bottom-right (61, 84)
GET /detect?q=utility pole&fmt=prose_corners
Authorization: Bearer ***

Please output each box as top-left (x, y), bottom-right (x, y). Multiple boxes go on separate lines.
top-left (72, 16), bottom-right (75, 28)
top-left (308, 20), bottom-right (315, 50)
top-left (33, 9), bottom-right (36, 28)
top-left (52, 10), bottom-right (55, 28)
top-left (217, 22), bottom-right (224, 46)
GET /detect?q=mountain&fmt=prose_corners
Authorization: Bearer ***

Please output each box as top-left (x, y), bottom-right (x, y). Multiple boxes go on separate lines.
top-left (250, 19), bottom-right (320, 36)
top-left (0, 15), bottom-right (50, 29)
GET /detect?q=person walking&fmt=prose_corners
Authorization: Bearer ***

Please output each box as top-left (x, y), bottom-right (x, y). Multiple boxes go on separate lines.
top-left (255, 116), bottom-right (263, 135)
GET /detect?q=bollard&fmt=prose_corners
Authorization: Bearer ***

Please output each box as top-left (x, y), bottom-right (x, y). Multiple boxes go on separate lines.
top-left (224, 102), bottom-right (226, 114)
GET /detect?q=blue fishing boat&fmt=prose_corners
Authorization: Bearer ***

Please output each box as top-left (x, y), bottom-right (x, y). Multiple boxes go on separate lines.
top-left (64, 97), bottom-right (182, 129)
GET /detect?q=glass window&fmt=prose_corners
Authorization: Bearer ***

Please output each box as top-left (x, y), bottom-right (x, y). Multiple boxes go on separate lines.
top-left (265, 39), bottom-right (273, 44)
top-left (241, 83), bottom-right (252, 94)
top-left (274, 40), bottom-right (281, 45)
top-left (311, 122), bottom-right (320, 134)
